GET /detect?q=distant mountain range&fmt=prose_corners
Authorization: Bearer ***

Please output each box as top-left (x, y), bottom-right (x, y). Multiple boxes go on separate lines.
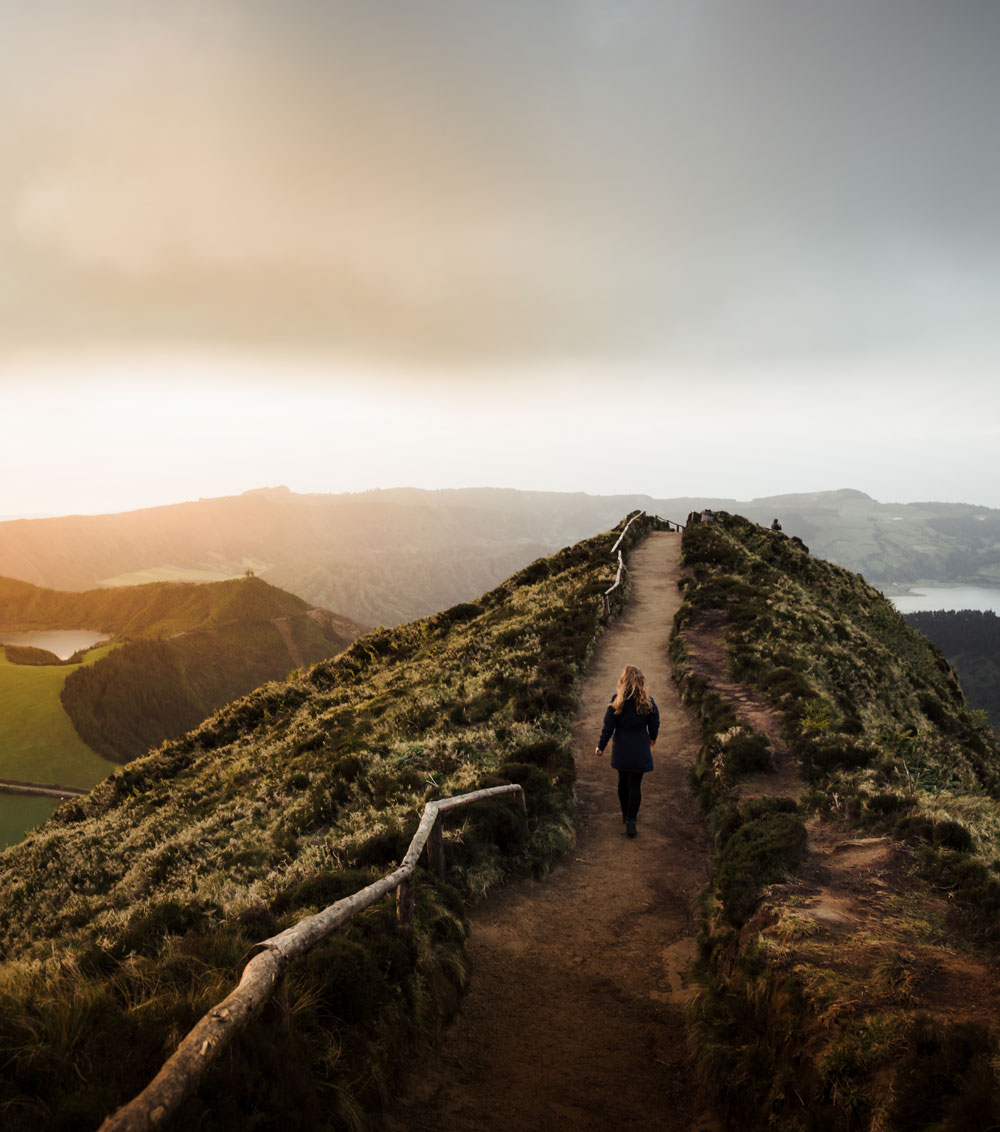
top-left (1, 486), bottom-right (998, 626)
top-left (0, 574), bottom-right (362, 763)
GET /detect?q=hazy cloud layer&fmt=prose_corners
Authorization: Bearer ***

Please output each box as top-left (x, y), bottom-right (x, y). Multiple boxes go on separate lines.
top-left (3, 0), bottom-right (1000, 366)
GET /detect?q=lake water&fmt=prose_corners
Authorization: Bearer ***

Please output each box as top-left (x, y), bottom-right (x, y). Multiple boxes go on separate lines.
top-left (890, 586), bottom-right (1000, 615)
top-left (0, 630), bottom-right (109, 659)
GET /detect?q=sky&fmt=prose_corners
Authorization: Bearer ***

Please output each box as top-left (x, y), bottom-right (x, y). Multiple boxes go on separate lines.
top-left (3, 0), bottom-right (1000, 516)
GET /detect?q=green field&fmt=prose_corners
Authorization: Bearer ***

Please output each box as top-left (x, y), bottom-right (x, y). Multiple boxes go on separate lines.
top-left (100, 565), bottom-right (256, 587)
top-left (0, 793), bottom-right (60, 849)
top-left (0, 646), bottom-right (117, 787)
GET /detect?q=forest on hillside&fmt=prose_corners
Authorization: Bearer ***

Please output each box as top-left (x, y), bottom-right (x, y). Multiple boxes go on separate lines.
top-left (60, 612), bottom-right (357, 761)
top-left (904, 609), bottom-right (1000, 728)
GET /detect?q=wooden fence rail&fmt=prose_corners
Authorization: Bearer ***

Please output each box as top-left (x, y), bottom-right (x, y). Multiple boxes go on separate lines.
top-left (601, 512), bottom-right (684, 615)
top-left (99, 783), bottom-right (527, 1132)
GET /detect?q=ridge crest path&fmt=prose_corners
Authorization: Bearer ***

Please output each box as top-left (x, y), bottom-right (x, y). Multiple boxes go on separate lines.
top-left (384, 532), bottom-right (717, 1132)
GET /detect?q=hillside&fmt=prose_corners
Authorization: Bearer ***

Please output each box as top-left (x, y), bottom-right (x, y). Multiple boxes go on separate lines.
top-left (671, 512), bottom-right (1000, 1130)
top-left (2, 487), bottom-right (1000, 627)
top-left (0, 486), bottom-right (653, 626)
top-left (692, 488), bottom-right (1000, 591)
top-left (0, 516), bottom-right (649, 1131)
top-left (0, 571), bottom-right (327, 638)
top-left (0, 575), bottom-right (362, 763)
top-left (904, 609), bottom-right (1000, 729)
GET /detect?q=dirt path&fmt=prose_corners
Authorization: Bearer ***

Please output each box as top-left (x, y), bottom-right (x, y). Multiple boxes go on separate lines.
top-left (684, 608), bottom-right (800, 799)
top-left (384, 532), bottom-right (718, 1132)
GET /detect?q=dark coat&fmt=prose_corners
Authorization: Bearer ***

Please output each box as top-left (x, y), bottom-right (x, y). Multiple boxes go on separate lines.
top-left (598, 695), bottom-right (659, 772)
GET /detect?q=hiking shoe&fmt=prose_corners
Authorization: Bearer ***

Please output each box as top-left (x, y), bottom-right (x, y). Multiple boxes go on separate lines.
top-left (625, 821), bottom-right (637, 838)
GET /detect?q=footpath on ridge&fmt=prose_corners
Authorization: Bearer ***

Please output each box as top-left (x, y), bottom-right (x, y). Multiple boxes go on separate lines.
top-left (384, 531), bottom-right (719, 1132)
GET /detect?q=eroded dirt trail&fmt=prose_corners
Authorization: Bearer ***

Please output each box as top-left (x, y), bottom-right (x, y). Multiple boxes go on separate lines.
top-left (384, 532), bottom-right (718, 1132)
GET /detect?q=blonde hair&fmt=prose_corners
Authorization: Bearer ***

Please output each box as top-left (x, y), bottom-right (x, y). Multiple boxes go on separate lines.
top-left (612, 665), bottom-right (652, 715)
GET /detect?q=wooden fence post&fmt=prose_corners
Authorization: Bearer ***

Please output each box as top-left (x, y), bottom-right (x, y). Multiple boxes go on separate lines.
top-left (427, 818), bottom-right (446, 882)
top-left (396, 877), bottom-right (415, 928)
top-left (518, 791), bottom-right (529, 839)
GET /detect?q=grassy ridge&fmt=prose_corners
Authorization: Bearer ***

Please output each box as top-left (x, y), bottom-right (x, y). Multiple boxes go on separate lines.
top-left (0, 516), bottom-right (650, 1131)
top-left (0, 573), bottom-right (327, 638)
top-left (671, 512), bottom-right (1000, 1130)
top-left (60, 597), bottom-right (361, 762)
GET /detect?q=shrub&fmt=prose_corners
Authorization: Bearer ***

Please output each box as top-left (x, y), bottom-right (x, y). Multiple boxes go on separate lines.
top-left (433, 601), bottom-right (484, 628)
top-left (888, 1016), bottom-right (1000, 1132)
top-left (893, 816), bottom-right (974, 853)
top-left (799, 737), bottom-right (878, 780)
top-left (722, 730), bottom-right (773, 775)
top-left (714, 812), bottom-right (808, 927)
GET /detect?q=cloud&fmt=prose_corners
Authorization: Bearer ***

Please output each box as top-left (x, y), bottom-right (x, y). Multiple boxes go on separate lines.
top-left (2, 0), bottom-right (1000, 367)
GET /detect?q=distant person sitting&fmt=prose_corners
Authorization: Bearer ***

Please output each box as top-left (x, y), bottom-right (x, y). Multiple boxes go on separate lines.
top-left (771, 518), bottom-right (782, 532)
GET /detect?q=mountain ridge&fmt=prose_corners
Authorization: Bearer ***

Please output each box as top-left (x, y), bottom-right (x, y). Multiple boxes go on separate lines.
top-left (4, 485), bottom-right (1000, 628)
top-left (0, 513), bottom-right (998, 1127)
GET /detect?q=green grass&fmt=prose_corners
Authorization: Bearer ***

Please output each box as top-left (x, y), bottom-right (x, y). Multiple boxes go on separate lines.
top-left (0, 794), bottom-right (60, 849)
top-left (0, 513), bottom-right (655, 1131)
top-left (0, 646), bottom-right (118, 787)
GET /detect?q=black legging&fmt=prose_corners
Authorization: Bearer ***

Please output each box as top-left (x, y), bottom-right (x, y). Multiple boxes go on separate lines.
top-left (617, 770), bottom-right (644, 822)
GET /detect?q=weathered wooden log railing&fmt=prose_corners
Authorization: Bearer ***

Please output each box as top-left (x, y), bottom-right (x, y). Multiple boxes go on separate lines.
top-left (99, 783), bottom-right (527, 1132)
top-left (601, 512), bottom-right (684, 615)
top-left (602, 511), bottom-right (644, 616)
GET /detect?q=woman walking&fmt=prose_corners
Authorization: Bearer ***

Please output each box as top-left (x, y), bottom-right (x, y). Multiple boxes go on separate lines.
top-left (595, 665), bottom-right (659, 838)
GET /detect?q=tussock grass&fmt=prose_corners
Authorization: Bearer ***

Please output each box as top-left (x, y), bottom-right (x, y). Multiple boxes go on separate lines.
top-left (673, 510), bottom-right (1000, 1131)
